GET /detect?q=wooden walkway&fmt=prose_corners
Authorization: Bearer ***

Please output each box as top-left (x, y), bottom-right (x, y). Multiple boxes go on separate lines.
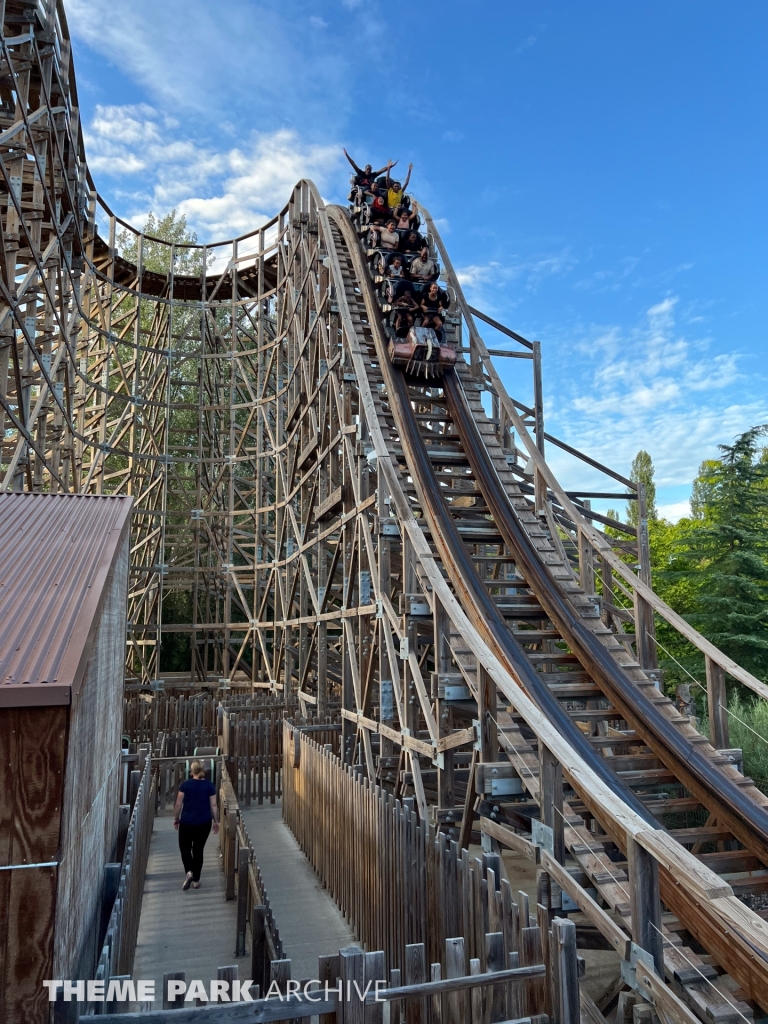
top-left (240, 801), bottom-right (355, 980)
top-left (132, 804), bottom-right (354, 1004)
top-left (132, 816), bottom-right (238, 1002)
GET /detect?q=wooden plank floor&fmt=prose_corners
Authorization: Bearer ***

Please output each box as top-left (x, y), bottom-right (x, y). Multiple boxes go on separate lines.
top-left (132, 815), bottom-right (238, 1004)
top-left (132, 803), bottom-right (355, 1006)
top-left (240, 801), bottom-right (355, 980)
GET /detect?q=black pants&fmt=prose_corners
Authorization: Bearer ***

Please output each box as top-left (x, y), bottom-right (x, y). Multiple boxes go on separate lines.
top-left (178, 821), bottom-right (212, 881)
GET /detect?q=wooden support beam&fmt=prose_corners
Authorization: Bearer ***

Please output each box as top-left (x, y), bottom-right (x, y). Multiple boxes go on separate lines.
top-left (627, 836), bottom-right (664, 975)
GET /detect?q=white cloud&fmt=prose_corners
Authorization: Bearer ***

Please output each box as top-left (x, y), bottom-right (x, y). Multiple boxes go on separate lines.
top-left (536, 295), bottom-right (768, 495)
top-left (457, 262), bottom-right (501, 288)
top-left (85, 105), bottom-right (343, 240)
top-left (67, 0), bottom-right (351, 129)
top-left (658, 500), bottom-right (691, 523)
top-left (456, 250), bottom-right (576, 298)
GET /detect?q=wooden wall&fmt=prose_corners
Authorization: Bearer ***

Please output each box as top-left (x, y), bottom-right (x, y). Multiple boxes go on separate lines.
top-left (0, 706), bottom-right (67, 1024)
top-left (0, 530), bottom-right (129, 1024)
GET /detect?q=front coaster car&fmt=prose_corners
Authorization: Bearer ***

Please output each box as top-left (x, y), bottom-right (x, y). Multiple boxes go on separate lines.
top-left (388, 326), bottom-right (457, 379)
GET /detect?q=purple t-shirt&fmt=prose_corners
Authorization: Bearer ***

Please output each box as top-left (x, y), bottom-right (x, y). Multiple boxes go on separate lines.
top-left (179, 777), bottom-right (216, 825)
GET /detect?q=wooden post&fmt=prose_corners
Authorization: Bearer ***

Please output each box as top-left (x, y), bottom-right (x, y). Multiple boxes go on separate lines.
top-left (540, 746), bottom-right (565, 865)
top-left (627, 837), bottom-right (664, 974)
top-left (319, 953), bottom-right (341, 1024)
top-left (634, 483), bottom-right (658, 671)
top-left (216, 965), bottom-right (239, 1004)
top-left (577, 524), bottom-right (594, 597)
top-left (444, 937), bottom-right (466, 1024)
top-left (458, 750), bottom-right (478, 852)
top-left (364, 950), bottom-right (386, 1024)
top-left (235, 846), bottom-right (249, 956)
top-left (549, 918), bottom-right (578, 1024)
top-left (404, 942), bottom-right (427, 1024)
top-left (225, 810), bottom-right (236, 900)
top-left (534, 466), bottom-right (548, 517)
top-left (434, 596), bottom-right (455, 810)
top-left (485, 931), bottom-right (506, 1023)
top-left (532, 341), bottom-right (545, 456)
top-left (706, 656), bottom-right (729, 750)
top-left (252, 905), bottom-right (268, 994)
top-left (477, 666), bottom-right (497, 763)
top-left (163, 971), bottom-right (186, 1009)
top-left (338, 946), bottom-right (365, 1024)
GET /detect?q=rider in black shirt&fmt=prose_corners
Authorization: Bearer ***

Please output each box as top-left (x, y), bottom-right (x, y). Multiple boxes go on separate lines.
top-left (344, 150), bottom-right (396, 188)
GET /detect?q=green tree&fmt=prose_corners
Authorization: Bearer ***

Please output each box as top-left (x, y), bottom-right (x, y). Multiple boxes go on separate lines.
top-left (689, 459), bottom-right (719, 520)
top-left (627, 449), bottom-right (657, 527)
top-left (117, 209), bottom-right (206, 277)
top-left (114, 210), bottom-right (210, 679)
top-left (679, 426), bottom-right (768, 678)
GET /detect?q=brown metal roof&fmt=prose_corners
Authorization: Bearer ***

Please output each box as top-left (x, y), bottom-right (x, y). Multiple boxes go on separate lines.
top-left (0, 493), bottom-right (133, 708)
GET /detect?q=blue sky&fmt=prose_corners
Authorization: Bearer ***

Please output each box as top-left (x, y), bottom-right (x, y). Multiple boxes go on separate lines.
top-left (66, 0), bottom-right (768, 520)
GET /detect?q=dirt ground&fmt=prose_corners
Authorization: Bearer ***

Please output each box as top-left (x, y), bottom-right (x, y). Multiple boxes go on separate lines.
top-left (492, 845), bottom-right (622, 1009)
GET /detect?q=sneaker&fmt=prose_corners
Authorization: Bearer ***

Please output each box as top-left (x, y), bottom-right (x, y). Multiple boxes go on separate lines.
top-left (182, 872), bottom-right (193, 890)
top-left (191, 881), bottom-right (201, 889)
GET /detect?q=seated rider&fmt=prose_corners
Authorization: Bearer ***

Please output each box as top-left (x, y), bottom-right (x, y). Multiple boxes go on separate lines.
top-left (344, 149), bottom-right (396, 188)
top-left (394, 308), bottom-right (415, 338)
top-left (378, 219), bottom-right (400, 251)
top-left (365, 180), bottom-right (389, 222)
top-left (386, 163), bottom-right (413, 211)
top-left (395, 202), bottom-right (419, 231)
top-left (392, 286), bottom-right (420, 337)
top-left (391, 280), bottom-right (421, 307)
top-left (420, 282), bottom-right (448, 340)
top-left (387, 255), bottom-right (405, 279)
top-left (409, 246), bottom-right (437, 284)
top-left (400, 230), bottom-right (424, 254)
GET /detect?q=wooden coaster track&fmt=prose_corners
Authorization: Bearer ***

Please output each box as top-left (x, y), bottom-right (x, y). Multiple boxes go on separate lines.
top-left (3, 1), bottom-right (768, 1017)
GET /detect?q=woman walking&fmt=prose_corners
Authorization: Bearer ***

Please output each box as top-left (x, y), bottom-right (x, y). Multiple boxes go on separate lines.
top-left (173, 760), bottom-right (219, 890)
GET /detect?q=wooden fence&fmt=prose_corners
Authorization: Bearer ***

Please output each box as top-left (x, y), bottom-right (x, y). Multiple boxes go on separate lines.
top-left (65, 930), bottom-right (575, 1024)
top-left (123, 695), bottom-right (341, 807)
top-left (123, 693), bottom-right (298, 757)
top-left (88, 756), bottom-right (156, 1012)
top-left (283, 724), bottom-right (554, 983)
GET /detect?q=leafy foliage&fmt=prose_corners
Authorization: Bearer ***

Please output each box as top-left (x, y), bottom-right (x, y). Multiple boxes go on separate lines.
top-left (627, 449), bottom-right (657, 527)
top-left (117, 210), bottom-right (207, 277)
top-left (674, 426), bottom-right (768, 679)
top-left (624, 431), bottom-right (768, 691)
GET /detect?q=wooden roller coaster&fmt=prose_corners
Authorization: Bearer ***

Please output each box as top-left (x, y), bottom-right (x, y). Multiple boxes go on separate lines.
top-left (3, 0), bottom-right (768, 1021)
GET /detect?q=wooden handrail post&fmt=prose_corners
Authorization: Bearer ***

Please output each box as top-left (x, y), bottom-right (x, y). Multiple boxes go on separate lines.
top-left (252, 905), bottom-right (268, 993)
top-left (706, 656), bottom-right (729, 750)
top-left (534, 465), bottom-right (548, 517)
top-left (532, 340), bottom-right (544, 456)
top-left (225, 809), bottom-right (237, 901)
top-left (577, 524), bottom-right (595, 597)
top-left (634, 483), bottom-right (658, 671)
top-left (235, 846), bottom-right (250, 957)
top-left (627, 836), bottom-right (663, 975)
top-left (540, 746), bottom-right (565, 866)
top-left (477, 666), bottom-right (498, 764)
